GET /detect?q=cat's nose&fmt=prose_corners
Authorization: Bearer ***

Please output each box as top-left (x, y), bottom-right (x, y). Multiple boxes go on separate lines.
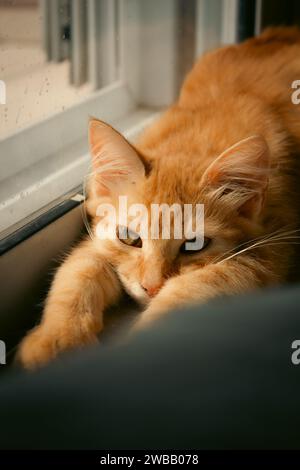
top-left (141, 283), bottom-right (162, 298)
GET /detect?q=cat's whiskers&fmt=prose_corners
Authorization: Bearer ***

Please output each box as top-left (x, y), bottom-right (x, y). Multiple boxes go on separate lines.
top-left (81, 202), bottom-right (94, 241)
top-left (211, 227), bottom-right (299, 264)
top-left (82, 170), bottom-right (95, 241)
top-left (216, 230), bottom-right (300, 264)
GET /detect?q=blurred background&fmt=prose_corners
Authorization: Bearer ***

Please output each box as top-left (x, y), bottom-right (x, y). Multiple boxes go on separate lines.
top-left (0, 0), bottom-right (92, 137)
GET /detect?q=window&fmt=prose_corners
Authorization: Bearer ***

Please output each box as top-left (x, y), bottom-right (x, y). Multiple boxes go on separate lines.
top-left (0, 0), bottom-right (246, 238)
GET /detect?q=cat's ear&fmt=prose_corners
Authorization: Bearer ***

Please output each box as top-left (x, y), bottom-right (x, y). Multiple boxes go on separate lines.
top-left (201, 135), bottom-right (270, 219)
top-left (89, 118), bottom-right (146, 195)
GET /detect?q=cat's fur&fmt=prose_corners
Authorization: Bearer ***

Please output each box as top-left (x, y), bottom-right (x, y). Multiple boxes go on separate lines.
top-left (18, 28), bottom-right (300, 369)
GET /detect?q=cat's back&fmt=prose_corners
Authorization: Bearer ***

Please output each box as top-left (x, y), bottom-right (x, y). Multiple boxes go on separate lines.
top-left (179, 27), bottom-right (300, 110)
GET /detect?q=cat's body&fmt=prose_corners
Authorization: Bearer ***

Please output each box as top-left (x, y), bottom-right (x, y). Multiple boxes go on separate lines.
top-left (18, 28), bottom-right (300, 369)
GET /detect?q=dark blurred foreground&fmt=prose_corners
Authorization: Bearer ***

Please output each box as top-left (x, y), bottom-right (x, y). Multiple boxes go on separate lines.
top-left (0, 286), bottom-right (300, 450)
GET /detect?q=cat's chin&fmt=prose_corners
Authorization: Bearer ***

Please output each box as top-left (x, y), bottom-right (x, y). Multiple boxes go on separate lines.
top-left (127, 289), bottom-right (150, 306)
top-left (117, 273), bottom-right (150, 305)
top-left (128, 286), bottom-right (150, 306)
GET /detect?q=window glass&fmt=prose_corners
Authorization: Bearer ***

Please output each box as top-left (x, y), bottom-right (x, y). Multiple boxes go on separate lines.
top-left (0, 0), bottom-right (97, 139)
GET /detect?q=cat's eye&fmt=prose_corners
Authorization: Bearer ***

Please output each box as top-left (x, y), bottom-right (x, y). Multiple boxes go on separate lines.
top-left (180, 237), bottom-right (211, 254)
top-left (116, 225), bottom-right (142, 248)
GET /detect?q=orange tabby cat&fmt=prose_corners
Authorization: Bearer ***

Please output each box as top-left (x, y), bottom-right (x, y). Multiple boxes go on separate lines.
top-left (18, 28), bottom-right (300, 369)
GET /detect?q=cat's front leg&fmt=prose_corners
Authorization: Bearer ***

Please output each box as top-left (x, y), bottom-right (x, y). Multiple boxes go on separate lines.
top-left (17, 240), bottom-right (121, 370)
top-left (134, 258), bottom-right (275, 330)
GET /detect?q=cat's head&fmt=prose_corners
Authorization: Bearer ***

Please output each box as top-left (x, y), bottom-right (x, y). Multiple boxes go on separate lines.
top-left (86, 118), bottom-right (270, 304)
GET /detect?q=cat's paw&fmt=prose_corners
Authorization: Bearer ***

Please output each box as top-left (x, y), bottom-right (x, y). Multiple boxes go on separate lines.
top-left (16, 326), bottom-right (59, 370)
top-left (17, 325), bottom-right (98, 370)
